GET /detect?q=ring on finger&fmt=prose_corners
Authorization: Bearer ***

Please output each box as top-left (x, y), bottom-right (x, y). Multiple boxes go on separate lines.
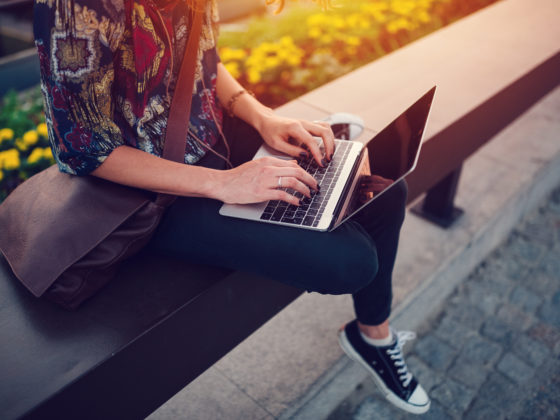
top-left (278, 176), bottom-right (283, 189)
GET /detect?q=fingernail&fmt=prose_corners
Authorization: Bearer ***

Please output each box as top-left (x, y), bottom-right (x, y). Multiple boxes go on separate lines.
top-left (321, 158), bottom-right (327, 167)
top-left (317, 184), bottom-right (321, 191)
top-left (299, 199), bottom-right (303, 205)
top-left (329, 154), bottom-right (333, 161)
top-left (299, 152), bottom-right (308, 159)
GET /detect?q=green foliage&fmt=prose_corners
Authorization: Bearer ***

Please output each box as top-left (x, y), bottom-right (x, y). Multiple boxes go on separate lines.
top-left (0, 87), bottom-right (45, 141)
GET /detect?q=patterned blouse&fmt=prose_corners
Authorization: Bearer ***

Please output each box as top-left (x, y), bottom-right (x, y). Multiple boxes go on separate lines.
top-left (33, 0), bottom-right (222, 175)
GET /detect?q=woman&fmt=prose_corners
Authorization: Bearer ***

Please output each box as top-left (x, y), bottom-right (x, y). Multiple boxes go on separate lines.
top-left (34, 0), bottom-right (430, 414)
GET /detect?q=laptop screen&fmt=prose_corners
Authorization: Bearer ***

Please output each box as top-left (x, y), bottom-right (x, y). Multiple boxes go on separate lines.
top-left (337, 86), bottom-right (436, 227)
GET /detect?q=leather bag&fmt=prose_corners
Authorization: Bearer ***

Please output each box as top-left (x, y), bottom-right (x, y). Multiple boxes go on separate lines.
top-left (0, 9), bottom-right (203, 310)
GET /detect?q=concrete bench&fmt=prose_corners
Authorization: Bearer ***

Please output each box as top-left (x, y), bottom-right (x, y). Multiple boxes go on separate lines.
top-left (1, 0), bottom-right (559, 418)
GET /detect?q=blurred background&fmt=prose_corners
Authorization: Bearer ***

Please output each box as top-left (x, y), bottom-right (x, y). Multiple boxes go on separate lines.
top-left (0, 0), bottom-right (497, 200)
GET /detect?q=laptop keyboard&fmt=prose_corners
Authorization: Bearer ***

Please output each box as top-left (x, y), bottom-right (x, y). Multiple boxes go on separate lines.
top-left (260, 141), bottom-right (352, 227)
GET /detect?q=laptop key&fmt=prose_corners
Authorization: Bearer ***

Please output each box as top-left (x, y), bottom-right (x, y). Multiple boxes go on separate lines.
top-left (261, 213), bottom-right (272, 221)
top-left (303, 216), bottom-right (314, 226)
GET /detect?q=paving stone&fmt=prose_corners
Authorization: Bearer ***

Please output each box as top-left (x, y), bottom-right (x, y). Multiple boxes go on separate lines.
top-left (464, 282), bottom-right (502, 315)
top-left (460, 335), bottom-right (502, 367)
top-left (512, 360), bottom-right (560, 420)
top-left (478, 372), bottom-right (524, 409)
top-left (430, 379), bottom-right (475, 416)
top-left (480, 317), bottom-right (517, 348)
top-left (475, 252), bottom-right (528, 283)
top-left (445, 303), bottom-right (486, 330)
top-left (406, 355), bottom-right (444, 392)
top-left (413, 336), bottom-right (457, 371)
top-left (464, 398), bottom-right (504, 420)
top-left (547, 196), bottom-right (560, 215)
top-left (352, 396), bottom-right (404, 420)
top-left (512, 334), bottom-right (551, 367)
top-left (540, 252), bottom-right (560, 280)
top-left (509, 286), bottom-right (542, 313)
top-left (527, 322), bottom-right (560, 355)
top-left (433, 315), bottom-right (476, 349)
top-left (418, 401), bottom-right (451, 420)
top-left (519, 211), bottom-right (558, 247)
top-left (472, 264), bottom-right (519, 291)
top-left (538, 291), bottom-right (560, 328)
top-left (448, 354), bottom-right (489, 388)
top-left (496, 303), bottom-right (536, 331)
top-left (524, 268), bottom-right (559, 296)
top-left (503, 232), bottom-right (546, 265)
top-left (496, 352), bottom-right (535, 384)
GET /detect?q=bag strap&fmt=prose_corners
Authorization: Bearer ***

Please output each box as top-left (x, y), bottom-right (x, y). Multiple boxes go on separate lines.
top-left (156, 8), bottom-right (203, 206)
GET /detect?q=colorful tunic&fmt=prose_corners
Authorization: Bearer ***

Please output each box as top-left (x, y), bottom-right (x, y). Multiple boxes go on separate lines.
top-left (33, 0), bottom-right (222, 175)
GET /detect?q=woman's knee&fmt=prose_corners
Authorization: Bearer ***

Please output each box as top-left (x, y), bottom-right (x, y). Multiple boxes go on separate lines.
top-left (380, 179), bottom-right (408, 224)
top-left (385, 179), bottom-right (408, 210)
top-left (319, 238), bottom-right (379, 295)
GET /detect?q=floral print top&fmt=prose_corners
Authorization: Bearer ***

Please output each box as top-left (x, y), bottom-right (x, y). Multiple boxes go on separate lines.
top-left (33, 0), bottom-right (222, 175)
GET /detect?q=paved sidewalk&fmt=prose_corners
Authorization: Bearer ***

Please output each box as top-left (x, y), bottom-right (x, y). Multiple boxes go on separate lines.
top-left (327, 186), bottom-right (560, 419)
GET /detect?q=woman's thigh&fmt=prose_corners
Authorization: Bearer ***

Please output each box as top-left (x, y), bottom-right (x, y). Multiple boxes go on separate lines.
top-left (147, 196), bottom-right (379, 295)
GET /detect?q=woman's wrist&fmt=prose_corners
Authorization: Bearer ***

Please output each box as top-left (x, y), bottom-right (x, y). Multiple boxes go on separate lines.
top-left (195, 167), bottom-right (228, 200)
top-left (250, 105), bottom-right (275, 134)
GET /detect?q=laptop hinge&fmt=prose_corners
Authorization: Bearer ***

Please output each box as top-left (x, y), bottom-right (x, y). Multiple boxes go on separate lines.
top-left (328, 147), bottom-right (365, 230)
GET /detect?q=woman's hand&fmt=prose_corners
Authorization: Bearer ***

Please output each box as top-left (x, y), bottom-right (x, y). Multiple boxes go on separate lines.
top-left (256, 113), bottom-right (336, 167)
top-left (213, 156), bottom-right (319, 206)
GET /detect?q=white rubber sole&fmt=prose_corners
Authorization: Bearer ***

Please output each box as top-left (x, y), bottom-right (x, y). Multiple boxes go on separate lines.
top-left (338, 328), bottom-right (431, 415)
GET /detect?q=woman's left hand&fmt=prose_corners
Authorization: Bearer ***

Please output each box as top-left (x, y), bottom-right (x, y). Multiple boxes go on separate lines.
top-left (256, 113), bottom-right (336, 167)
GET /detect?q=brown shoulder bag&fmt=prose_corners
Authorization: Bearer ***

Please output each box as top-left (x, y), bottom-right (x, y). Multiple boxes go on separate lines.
top-left (0, 10), bottom-right (203, 310)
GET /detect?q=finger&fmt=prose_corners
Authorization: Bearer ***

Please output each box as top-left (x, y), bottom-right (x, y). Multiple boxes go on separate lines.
top-left (302, 120), bottom-right (335, 162)
top-left (287, 125), bottom-right (325, 167)
top-left (277, 176), bottom-right (311, 198)
top-left (257, 156), bottom-right (301, 168)
top-left (275, 166), bottom-right (318, 190)
top-left (266, 189), bottom-right (300, 206)
top-left (268, 138), bottom-right (311, 161)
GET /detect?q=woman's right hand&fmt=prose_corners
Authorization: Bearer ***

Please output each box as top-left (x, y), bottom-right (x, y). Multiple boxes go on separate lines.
top-left (213, 156), bottom-right (318, 206)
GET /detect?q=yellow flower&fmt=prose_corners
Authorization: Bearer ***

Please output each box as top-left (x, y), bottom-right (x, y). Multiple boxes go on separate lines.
top-left (264, 56), bottom-right (281, 70)
top-left (247, 67), bottom-right (261, 84)
top-left (37, 123), bottom-right (49, 138)
top-left (220, 47), bottom-right (247, 62)
top-left (27, 147), bottom-right (45, 165)
top-left (308, 26), bottom-right (322, 39)
top-left (23, 130), bottom-right (39, 146)
top-left (391, 1), bottom-right (416, 16)
top-left (0, 149), bottom-right (20, 171)
top-left (286, 55), bottom-right (302, 67)
top-left (15, 138), bottom-right (28, 152)
top-left (0, 170), bottom-right (3, 182)
top-left (0, 128), bottom-right (14, 143)
top-left (345, 36), bottom-right (361, 47)
top-left (417, 11), bottom-right (431, 23)
top-left (43, 147), bottom-right (54, 161)
top-left (386, 17), bottom-right (414, 33)
top-left (224, 61), bottom-right (241, 79)
top-left (307, 13), bottom-right (328, 27)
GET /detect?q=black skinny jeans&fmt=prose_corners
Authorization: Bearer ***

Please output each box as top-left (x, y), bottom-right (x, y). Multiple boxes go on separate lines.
top-left (146, 116), bottom-right (407, 325)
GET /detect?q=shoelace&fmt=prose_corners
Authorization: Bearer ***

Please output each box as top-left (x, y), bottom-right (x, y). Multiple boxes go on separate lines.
top-left (386, 330), bottom-right (416, 387)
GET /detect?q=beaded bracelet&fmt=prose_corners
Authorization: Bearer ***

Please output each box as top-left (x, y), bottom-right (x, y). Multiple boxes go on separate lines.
top-left (226, 89), bottom-right (255, 117)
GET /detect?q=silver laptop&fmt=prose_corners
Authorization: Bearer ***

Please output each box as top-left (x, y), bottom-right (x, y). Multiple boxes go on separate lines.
top-left (220, 86), bottom-right (436, 232)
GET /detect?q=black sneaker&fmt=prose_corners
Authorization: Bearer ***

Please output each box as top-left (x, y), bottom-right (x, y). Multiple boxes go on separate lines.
top-left (338, 320), bottom-right (430, 414)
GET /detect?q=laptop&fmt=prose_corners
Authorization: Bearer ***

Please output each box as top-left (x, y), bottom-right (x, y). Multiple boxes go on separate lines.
top-left (220, 86), bottom-right (436, 232)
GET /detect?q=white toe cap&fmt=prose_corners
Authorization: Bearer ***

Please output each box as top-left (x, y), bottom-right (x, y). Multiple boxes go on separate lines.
top-left (409, 384), bottom-right (430, 407)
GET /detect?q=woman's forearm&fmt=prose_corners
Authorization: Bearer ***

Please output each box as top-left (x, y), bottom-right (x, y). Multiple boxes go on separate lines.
top-left (215, 62), bottom-right (273, 132)
top-left (91, 145), bottom-right (224, 199)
